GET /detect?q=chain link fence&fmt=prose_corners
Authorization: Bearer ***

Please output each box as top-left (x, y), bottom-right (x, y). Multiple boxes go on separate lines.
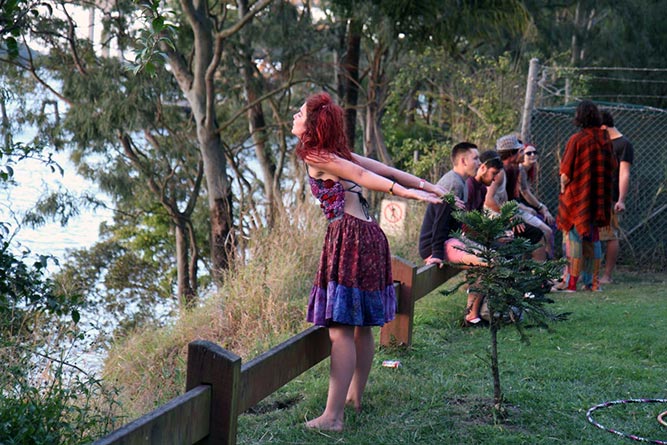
top-left (529, 103), bottom-right (667, 268)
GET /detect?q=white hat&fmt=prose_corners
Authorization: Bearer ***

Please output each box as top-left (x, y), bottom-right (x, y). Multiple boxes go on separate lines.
top-left (496, 134), bottom-right (523, 152)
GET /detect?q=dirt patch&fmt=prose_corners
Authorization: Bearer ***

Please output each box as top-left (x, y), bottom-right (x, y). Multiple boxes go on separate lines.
top-left (244, 395), bottom-right (304, 415)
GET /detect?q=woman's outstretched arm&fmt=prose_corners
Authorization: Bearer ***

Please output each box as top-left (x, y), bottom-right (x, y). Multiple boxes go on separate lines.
top-left (351, 153), bottom-right (445, 197)
top-left (307, 154), bottom-right (443, 204)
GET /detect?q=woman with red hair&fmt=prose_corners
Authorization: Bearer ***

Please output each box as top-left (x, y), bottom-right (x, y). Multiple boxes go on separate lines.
top-left (293, 92), bottom-right (444, 431)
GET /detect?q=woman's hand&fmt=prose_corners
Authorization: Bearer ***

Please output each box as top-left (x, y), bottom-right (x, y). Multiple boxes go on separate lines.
top-left (429, 184), bottom-right (447, 198)
top-left (424, 255), bottom-right (445, 268)
top-left (403, 188), bottom-right (445, 204)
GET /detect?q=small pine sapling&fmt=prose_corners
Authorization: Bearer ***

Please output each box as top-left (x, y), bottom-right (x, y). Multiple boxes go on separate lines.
top-left (448, 201), bottom-right (567, 416)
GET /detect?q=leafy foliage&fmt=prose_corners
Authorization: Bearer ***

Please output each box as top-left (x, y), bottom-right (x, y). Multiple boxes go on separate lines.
top-left (0, 0), bottom-right (52, 58)
top-left (130, 0), bottom-right (178, 76)
top-left (448, 201), bottom-right (566, 412)
top-left (453, 202), bottom-right (566, 333)
top-left (384, 49), bottom-right (526, 180)
top-left (0, 235), bottom-right (76, 334)
top-left (0, 351), bottom-right (119, 445)
top-left (0, 203), bottom-right (117, 445)
top-left (0, 87), bottom-right (119, 443)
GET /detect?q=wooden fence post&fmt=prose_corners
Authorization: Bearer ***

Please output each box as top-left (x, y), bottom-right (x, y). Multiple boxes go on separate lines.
top-left (380, 256), bottom-right (417, 347)
top-left (187, 341), bottom-right (241, 445)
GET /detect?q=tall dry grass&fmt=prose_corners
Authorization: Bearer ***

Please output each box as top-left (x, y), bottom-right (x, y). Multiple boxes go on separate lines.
top-left (101, 197), bottom-right (430, 421)
top-left (102, 202), bottom-right (325, 419)
top-left (384, 199), bottom-right (429, 265)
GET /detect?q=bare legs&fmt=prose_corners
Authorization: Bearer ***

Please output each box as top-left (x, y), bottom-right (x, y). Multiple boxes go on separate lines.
top-left (465, 291), bottom-right (483, 323)
top-left (600, 239), bottom-right (619, 284)
top-left (346, 326), bottom-right (374, 412)
top-left (306, 325), bottom-right (374, 432)
top-left (531, 243), bottom-right (547, 262)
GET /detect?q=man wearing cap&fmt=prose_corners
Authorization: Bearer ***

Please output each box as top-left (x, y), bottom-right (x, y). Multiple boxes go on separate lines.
top-left (485, 133), bottom-right (547, 261)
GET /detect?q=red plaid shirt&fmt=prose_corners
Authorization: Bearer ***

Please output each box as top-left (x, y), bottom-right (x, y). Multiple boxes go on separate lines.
top-left (557, 127), bottom-right (617, 237)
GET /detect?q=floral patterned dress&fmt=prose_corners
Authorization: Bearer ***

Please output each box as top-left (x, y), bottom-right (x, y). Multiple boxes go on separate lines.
top-left (306, 176), bottom-right (396, 326)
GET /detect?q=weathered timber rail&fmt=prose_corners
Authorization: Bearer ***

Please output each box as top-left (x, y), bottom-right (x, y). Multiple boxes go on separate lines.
top-left (93, 256), bottom-right (458, 445)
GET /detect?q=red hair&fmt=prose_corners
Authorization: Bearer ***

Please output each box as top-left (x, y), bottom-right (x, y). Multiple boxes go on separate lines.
top-left (295, 92), bottom-right (353, 162)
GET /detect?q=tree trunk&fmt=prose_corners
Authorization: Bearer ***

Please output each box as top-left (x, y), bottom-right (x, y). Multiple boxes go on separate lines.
top-left (364, 99), bottom-right (392, 165)
top-left (118, 131), bottom-right (202, 306)
top-left (490, 320), bottom-right (503, 413)
top-left (175, 219), bottom-right (196, 307)
top-left (163, 0), bottom-right (276, 280)
top-left (238, 0), bottom-right (280, 227)
top-left (340, 18), bottom-right (361, 150)
top-left (188, 219), bottom-right (199, 296)
top-left (362, 43), bottom-right (393, 165)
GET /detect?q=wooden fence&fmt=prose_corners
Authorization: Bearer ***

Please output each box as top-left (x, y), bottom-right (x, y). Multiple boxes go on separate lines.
top-left (92, 257), bottom-right (458, 445)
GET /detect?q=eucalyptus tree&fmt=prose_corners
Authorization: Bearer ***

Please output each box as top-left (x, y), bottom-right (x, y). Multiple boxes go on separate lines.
top-left (223, 0), bottom-right (332, 228)
top-left (0, 1), bottom-right (207, 306)
top-left (328, 0), bottom-right (530, 166)
top-left (0, 1), bottom-right (332, 308)
top-left (136, 0), bottom-right (347, 270)
top-left (136, 0), bottom-right (273, 279)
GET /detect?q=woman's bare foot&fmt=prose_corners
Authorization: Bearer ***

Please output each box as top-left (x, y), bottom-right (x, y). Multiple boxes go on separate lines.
top-left (346, 398), bottom-right (362, 413)
top-left (305, 415), bottom-right (343, 432)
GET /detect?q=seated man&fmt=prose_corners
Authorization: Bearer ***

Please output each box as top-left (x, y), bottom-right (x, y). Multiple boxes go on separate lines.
top-left (466, 150), bottom-right (504, 212)
top-left (419, 147), bottom-right (490, 325)
top-left (420, 143), bottom-right (490, 268)
top-left (436, 141), bottom-right (480, 203)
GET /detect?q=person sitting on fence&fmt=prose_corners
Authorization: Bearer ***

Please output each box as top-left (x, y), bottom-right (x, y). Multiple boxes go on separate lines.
top-left (465, 150), bottom-right (504, 212)
top-left (292, 92), bottom-right (445, 432)
top-left (419, 146), bottom-right (490, 324)
top-left (459, 150), bottom-right (505, 323)
top-left (517, 143), bottom-right (556, 258)
top-left (436, 141), bottom-right (481, 205)
top-left (484, 133), bottom-right (548, 261)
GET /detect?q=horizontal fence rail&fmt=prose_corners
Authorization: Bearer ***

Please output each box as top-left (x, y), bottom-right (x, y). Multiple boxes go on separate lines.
top-left (92, 385), bottom-right (211, 445)
top-left (93, 256), bottom-right (459, 445)
top-left (238, 326), bottom-right (331, 414)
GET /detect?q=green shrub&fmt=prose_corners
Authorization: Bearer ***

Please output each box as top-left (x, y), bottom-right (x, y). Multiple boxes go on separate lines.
top-left (0, 359), bottom-right (119, 445)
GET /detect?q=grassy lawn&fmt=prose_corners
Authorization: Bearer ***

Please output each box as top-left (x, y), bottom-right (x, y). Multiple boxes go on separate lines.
top-left (237, 270), bottom-right (667, 444)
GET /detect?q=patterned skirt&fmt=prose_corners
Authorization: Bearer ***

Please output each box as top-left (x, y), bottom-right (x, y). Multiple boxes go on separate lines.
top-left (307, 213), bottom-right (396, 327)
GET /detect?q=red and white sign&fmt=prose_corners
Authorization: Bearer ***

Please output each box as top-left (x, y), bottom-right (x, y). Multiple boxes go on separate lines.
top-left (380, 199), bottom-right (406, 236)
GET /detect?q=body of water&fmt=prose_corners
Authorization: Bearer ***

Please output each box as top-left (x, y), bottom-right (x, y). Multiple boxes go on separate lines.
top-left (2, 151), bottom-right (114, 374)
top-left (2, 153), bottom-right (112, 264)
